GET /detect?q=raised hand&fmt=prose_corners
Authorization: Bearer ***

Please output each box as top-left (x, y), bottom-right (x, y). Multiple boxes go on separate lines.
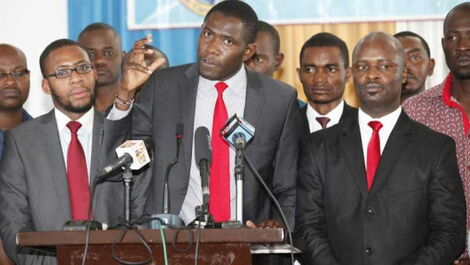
top-left (117, 34), bottom-right (166, 109)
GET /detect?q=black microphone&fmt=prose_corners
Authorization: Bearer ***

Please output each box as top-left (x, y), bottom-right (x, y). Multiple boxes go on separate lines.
top-left (195, 127), bottom-right (212, 209)
top-left (97, 138), bottom-right (155, 181)
top-left (163, 123), bottom-right (184, 214)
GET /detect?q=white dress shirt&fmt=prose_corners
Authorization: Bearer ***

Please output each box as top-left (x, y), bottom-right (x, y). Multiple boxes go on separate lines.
top-left (108, 66), bottom-right (248, 224)
top-left (358, 107), bottom-right (402, 167)
top-left (180, 66), bottom-right (247, 224)
top-left (55, 108), bottom-right (94, 181)
top-left (306, 100), bottom-right (345, 133)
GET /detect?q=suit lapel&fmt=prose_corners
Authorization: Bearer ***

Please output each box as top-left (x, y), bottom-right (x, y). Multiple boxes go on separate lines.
top-left (243, 69), bottom-right (264, 135)
top-left (369, 112), bottom-right (412, 194)
top-left (90, 110), bottom-right (104, 187)
top-left (340, 103), bottom-right (357, 122)
top-left (40, 110), bottom-right (70, 219)
top-left (181, 64), bottom-right (199, 175)
top-left (339, 117), bottom-right (368, 197)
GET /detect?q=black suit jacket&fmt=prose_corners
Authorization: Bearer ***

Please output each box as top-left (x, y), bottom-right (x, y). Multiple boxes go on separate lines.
top-left (106, 63), bottom-right (301, 227)
top-left (295, 111), bottom-right (466, 265)
top-left (300, 102), bottom-right (357, 137)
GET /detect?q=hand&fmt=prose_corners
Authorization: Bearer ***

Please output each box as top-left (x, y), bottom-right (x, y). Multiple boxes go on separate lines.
top-left (454, 257), bottom-right (470, 265)
top-left (119, 34), bottom-right (166, 100)
top-left (246, 219), bottom-right (284, 229)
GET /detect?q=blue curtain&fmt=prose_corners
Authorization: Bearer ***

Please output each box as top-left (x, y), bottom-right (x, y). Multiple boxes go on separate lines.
top-left (68, 0), bottom-right (200, 67)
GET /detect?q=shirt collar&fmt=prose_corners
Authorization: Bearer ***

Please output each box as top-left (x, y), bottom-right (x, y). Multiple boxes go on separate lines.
top-left (307, 100), bottom-right (344, 121)
top-left (55, 107), bottom-right (94, 134)
top-left (441, 73), bottom-right (470, 134)
top-left (358, 106), bottom-right (402, 131)
top-left (198, 65), bottom-right (247, 94)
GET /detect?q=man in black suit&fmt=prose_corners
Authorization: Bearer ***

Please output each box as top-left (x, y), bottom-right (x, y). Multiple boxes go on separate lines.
top-left (295, 31), bottom-right (466, 265)
top-left (297, 33), bottom-right (356, 135)
top-left (108, 0), bottom-right (300, 228)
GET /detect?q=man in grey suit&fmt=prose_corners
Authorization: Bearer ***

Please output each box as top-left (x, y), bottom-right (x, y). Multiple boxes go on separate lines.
top-left (0, 39), bottom-right (137, 265)
top-left (295, 32), bottom-right (466, 264)
top-left (109, 0), bottom-right (300, 229)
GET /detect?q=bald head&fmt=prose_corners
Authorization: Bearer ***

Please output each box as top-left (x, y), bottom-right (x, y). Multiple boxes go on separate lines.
top-left (353, 31), bottom-right (405, 67)
top-left (444, 2), bottom-right (470, 35)
top-left (0, 44), bottom-right (27, 68)
top-left (352, 31), bottom-right (407, 118)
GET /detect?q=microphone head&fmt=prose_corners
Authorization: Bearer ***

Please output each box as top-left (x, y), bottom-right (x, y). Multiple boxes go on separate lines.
top-left (195, 126), bottom-right (212, 165)
top-left (176, 123), bottom-right (184, 139)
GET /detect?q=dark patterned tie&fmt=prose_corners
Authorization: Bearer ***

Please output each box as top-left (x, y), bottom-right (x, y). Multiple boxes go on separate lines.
top-left (316, 117), bottom-right (330, 129)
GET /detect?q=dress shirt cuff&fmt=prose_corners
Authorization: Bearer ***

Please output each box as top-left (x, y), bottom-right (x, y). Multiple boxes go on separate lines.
top-left (107, 103), bottom-right (133, 120)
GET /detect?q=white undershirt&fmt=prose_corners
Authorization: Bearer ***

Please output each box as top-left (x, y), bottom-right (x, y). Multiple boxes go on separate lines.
top-left (55, 107), bottom-right (94, 181)
top-left (358, 107), bottom-right (402, 166)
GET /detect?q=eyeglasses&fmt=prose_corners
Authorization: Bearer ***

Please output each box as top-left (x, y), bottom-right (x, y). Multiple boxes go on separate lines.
top-left (0, 69), bottom-right (30, 80)
top-left (45, 63), bottom-right (93, 79)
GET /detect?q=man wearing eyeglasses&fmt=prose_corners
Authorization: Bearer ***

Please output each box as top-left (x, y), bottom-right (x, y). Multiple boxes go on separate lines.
top-left (0, 44), bottom-right (32, 159)
top-left (0, 43), bottom-right (32, 265)
top-left (0, 39), bottom-right (135, 265)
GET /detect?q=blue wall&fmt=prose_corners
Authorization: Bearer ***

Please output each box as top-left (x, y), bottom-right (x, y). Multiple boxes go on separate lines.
top-left (68, 0), bottom-right (200, 67)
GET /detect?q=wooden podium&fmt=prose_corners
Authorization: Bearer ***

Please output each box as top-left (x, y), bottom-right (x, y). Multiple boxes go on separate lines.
top-left (17, 228), bottom-right (284, 265)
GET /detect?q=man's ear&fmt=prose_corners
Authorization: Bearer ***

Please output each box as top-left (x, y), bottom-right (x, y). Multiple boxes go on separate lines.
top-left (428, 58), bottom-right (436, 76)
top-left (243, 43), bottom-right (256, 61)
top-left (41, 79), bottom-right (51, 95)
top-left (274, 53), bottom-right (284, 71)
top-left (345, 67), bottom-right (352, 83)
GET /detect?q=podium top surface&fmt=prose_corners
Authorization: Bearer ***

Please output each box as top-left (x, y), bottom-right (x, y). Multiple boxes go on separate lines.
top-left (17, 228), bottom-right (284, 247)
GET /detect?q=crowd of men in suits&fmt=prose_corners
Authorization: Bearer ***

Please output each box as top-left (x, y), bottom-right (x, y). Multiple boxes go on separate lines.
top-left (0, 0), bottom-right (468, 264)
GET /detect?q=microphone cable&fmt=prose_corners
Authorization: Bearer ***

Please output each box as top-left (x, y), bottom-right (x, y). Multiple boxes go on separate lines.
top-left (244, 154), bottom-right (295, 265)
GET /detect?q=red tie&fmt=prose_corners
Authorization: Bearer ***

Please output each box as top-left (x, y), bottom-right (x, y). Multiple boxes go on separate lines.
top-left (366, 121), bottom-right (383, 192)
top-left (210, 82), bottom-right (230, 222)
top-left (315, 117), bottom-right (330, 129)
top-left (66, 121), bottom-right (90, 220)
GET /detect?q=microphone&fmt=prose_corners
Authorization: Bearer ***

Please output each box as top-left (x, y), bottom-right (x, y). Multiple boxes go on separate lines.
top-left (97, 138), bottom-right (154, 180)
top-left (150, 124), bottom-right (185, 229)
top-left (195, 126), bottom-right (212, 208)
top-left (220, 114), bottom-right (255, 149)
top-left (163, 123), bottom-right (184, 214)
top-left (221, 114), bottom-right (255, 223)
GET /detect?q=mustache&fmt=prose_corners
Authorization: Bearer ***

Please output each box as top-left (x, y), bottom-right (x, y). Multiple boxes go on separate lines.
top-left (363, 82), bottom-right (384, 89)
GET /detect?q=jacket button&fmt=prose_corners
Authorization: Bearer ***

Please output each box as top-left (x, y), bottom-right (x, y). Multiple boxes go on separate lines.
top-left (365, 247), bottom-right (374, 256)
top-left (366, 208), bottom-right (375, 217)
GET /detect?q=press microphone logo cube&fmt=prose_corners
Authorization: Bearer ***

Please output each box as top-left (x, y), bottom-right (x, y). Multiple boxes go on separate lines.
top-left (115, 140), bottom-right (151, 170)
top-left (221, 114), bottom-right (255, 148)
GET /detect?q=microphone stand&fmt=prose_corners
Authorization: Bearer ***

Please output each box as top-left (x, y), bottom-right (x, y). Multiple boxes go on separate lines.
top-left (123, 164), bottom-right (133, 222)
top-left (234, 141), bottom-right (245, 224)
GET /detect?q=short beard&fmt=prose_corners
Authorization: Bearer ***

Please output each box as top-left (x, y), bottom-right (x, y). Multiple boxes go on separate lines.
top-left (453, 70), bottom-right (470, 80)
top-left (51, 90), bottom-right (95, 114)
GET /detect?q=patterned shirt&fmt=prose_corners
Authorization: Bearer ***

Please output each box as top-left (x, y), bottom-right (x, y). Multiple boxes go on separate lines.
top-left (403, 73), bottom-right (470, 231)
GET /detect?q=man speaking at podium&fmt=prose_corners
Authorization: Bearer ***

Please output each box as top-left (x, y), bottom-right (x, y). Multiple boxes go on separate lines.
top-left (108, 0), bottom-right (301, 229)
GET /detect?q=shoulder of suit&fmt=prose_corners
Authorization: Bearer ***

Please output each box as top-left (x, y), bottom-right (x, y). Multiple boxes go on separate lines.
top-left (406, 115), bottom-right (455, 145)
top-left (248, 70), bottom-right (297, 95)
top-left (7, 111), bottom-right (53, 137)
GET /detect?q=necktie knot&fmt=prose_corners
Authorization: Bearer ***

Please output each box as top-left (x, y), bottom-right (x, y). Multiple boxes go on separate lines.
top-left (315, 117), bottom-right (330, 129)
top-left (67, 121), bottom-right (82, 134)
top-left (215, 82), bottom-right (228, 94)
top-left (368, 121), bottom-right (383, 132)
